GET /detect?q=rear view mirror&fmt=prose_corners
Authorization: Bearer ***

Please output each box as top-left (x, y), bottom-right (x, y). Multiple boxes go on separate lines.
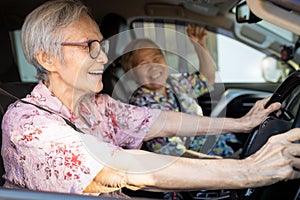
top-left (235, 1), bottom-right (261, 23)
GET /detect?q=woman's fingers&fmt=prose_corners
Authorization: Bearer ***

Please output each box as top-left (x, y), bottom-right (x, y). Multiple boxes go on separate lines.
top-left (261, 129), bottom-right (300, 179)
top-left (284, 128), bottom-right (300, 142)
top-left (186, 24), bottom-right (208, 46)
top-left (241, 97), bottom-right (282, 131)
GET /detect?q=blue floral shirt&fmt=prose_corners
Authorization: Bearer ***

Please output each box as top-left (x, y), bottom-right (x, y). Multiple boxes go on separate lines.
top-left (130, 71), bottom-right (239, 157)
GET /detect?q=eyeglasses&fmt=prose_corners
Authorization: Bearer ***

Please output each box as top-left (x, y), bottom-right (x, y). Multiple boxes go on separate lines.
top-left (60, 40), bottom-right (109, 59)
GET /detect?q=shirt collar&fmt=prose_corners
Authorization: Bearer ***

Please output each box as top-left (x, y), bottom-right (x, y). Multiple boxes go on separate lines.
top-left (30, 81), bottom-right (75, 120)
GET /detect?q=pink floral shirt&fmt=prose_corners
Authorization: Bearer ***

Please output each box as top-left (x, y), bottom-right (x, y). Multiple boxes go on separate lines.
top-left (1, 82), bottom-right (160, 194)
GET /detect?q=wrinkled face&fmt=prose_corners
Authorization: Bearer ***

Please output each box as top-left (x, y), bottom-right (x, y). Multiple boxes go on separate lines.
top-left (131, 48), bottom-right (169, 91)
top-left (50, 14), bottom-right (108, 96)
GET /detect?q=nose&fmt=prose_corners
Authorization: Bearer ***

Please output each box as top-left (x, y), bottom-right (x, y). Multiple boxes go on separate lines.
top-left (96, 50), bottom-right (108, 64)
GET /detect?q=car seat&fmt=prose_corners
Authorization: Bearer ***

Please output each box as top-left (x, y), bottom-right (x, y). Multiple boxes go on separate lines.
top-left (99, 13), bottom-right (136, 103)
top-left (0, 82), bottom-right (36, 186)
top-left (0, 29), bottom-right (21, 83)
top-left (0, 27), bottom-right (36, 186)
top-left (0, 83), bottom-right (36, 186)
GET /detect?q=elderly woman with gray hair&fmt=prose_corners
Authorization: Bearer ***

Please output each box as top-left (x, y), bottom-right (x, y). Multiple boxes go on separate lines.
top-left (2, 0), bottom-right (300, 197)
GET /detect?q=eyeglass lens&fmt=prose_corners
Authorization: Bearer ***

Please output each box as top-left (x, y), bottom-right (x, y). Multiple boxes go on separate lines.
top-left (89, 40), bottom-right (109, 58)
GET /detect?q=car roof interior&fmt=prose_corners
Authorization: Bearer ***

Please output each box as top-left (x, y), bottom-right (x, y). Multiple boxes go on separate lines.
top-left (1, 0), bottom-right (299, 29)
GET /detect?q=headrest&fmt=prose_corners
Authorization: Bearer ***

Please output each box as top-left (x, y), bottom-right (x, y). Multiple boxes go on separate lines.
top-left (0, 29), bottom-right (13, 75)
top-left (100, 13), bottom-right (128, 39)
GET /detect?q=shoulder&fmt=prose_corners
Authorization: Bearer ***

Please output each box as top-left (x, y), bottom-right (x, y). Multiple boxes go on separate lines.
top-left (2, 99), bottom-right (63, 133)
top-left (4, 99), bottom-right (45, 119)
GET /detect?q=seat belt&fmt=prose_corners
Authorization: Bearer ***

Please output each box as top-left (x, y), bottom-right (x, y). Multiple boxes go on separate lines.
top-left (0, 87), bottom-right (85, 134)
top-left (170, 79), bottom-right (217, 155)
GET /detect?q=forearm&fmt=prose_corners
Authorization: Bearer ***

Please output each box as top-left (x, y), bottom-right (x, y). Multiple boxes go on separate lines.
top-left (85, 129), bottom-right (300, 193)
top-left (85, 149), bottom-right (263, 192)
top-left (138, 156), bottom-right (253, 191)
top-left (176, 113), bottom-right (251, 136)
top-left (193, 41), bottom-right (216, 86)
top-left (146, 111), bottom-right (250, 140)
top-left (147, 98), bottom-right (281, 139)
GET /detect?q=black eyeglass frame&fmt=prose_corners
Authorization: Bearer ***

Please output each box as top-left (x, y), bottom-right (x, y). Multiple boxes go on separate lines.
top-left (60, 40), bottom-right (109, 59)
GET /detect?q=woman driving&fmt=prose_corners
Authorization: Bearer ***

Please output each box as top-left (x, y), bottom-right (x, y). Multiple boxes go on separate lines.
top-left (1, 0), bottom-right (300, 197)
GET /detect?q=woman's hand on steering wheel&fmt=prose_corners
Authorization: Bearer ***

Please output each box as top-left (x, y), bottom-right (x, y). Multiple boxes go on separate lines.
top-left (244, 128), bottom-right (300, 187)
top-left (239, 97), bottom-right (282, 133)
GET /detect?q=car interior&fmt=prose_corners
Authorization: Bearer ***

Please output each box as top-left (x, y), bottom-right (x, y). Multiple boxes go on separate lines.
top-left (0, 0), bottom-right (300, 199)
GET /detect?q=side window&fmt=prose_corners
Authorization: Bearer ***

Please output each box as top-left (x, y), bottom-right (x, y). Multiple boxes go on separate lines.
top-left (132, 21), bottom-right (200, 73)
top-left (131, 21), bottom-right (268, 83)
top-left (12, 30), bottom-right (38, 82)
top-left (215, 33), bottom-right (266, 83)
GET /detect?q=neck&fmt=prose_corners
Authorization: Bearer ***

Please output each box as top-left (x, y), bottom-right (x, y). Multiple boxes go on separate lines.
top-left (156, 87), bottom-right (168, 98)
top-left (47, 74), bottom-right (85, 115)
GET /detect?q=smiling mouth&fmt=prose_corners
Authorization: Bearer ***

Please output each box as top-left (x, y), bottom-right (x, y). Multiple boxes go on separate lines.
top-left (150, 72), bottom-right (162, 80)
top-left (88, 70), bottom-right (103, 75)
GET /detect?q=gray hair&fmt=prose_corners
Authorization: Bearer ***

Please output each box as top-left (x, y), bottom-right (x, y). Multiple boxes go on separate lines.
top-left (21, 0), bottom-right (89, 83)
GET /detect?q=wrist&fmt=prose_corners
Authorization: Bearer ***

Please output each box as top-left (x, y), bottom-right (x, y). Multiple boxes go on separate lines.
top-left (193, 41), bottom-right (207, 51)
top-left (236, 158), bottom-right (252, 188)
top-left (236, 117), bottom-right (252, 133)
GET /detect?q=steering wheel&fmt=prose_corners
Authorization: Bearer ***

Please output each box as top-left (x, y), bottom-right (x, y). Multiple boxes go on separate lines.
top-left (235, 70), bottom-right (300, 200)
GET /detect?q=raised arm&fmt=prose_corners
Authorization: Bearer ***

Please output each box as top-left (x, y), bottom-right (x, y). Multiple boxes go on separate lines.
top-left (187, 24), bottom-right (216, 86)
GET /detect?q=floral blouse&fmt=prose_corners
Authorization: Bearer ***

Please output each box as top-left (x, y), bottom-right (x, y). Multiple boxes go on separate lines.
top-left (130, 72), bottom-right (239, 157)
top-left (1, 82), bottom-right (160, 194)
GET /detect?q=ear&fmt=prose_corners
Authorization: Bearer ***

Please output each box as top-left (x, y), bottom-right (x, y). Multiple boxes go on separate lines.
top-left (35, 51), bottom-right (56, 72)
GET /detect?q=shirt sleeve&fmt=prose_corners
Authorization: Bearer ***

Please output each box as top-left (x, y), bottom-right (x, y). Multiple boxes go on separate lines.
top-left (12, 126), bottom-right (104, 193)
top-left (101, 95), bottom-right (161, 149)
top-left (78, 94), bottom-right (161, 149)
top-left (2, 103), bottom-right (104, 194)
top-left (169, 71), bottom-right (212, 98)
